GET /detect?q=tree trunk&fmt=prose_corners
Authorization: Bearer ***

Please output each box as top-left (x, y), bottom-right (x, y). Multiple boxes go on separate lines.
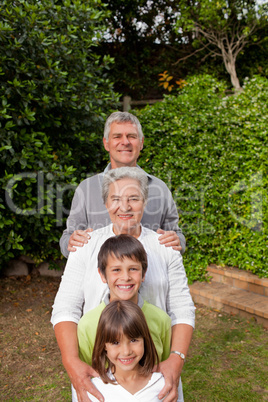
top-left (223, 55), bottom-right (242, 91)
top-left (227, 62), bottom-right (241, 91)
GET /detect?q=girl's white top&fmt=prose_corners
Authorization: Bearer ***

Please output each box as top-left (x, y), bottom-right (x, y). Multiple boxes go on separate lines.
top-left (72, 372), bottom-right (166, 402)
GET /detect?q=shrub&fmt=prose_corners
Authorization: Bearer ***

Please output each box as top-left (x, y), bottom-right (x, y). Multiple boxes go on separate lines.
top-left (135, 75), bottom-right (268, 282)
top-left (0, 0), bottom-right (119, 269)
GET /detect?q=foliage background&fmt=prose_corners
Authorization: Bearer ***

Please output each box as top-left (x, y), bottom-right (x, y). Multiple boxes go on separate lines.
top-left (0, 1), bottom-right (267, 281)
top-left (136, 75), bottom-right (268, 282)
top-left (0, 0), bottom-right (119, 268)
top-left (98, 0), bottom-right (268, 98)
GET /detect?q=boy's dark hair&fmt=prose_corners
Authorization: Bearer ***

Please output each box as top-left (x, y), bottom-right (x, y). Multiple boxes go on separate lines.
top-left (98, 234), bottom-right (148, 278)
top-left (92, 300), bottom-right (159, 384)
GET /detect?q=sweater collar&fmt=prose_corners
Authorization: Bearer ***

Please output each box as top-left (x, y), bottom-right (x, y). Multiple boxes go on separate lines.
top-left (104, 163), bottom-right (152, 180)
top-left (103, 292), bottom-right (144, 309)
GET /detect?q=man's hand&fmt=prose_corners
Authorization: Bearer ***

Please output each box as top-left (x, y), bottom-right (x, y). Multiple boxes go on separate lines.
top-left (157, 229), bottom-right (182, 252)
top-left (66, 357), bottom-right (104, 402)
top-left (68, 228), bottom-right (93, 252)
top-left (154, 354), bottom-right (183, 402)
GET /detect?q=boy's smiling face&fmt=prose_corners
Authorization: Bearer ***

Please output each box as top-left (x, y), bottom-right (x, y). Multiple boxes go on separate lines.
top-left (98, 254), bottom-right (144, 304)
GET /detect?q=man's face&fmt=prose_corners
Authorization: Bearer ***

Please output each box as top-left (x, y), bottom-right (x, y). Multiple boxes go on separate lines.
top-left (98, 254), bottom-right (144, 304)
top-left (103, 122), bottom-right (144, 169)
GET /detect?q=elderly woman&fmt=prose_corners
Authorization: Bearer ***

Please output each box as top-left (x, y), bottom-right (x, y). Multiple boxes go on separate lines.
top-left (51, 167), bottom-right (195, 402)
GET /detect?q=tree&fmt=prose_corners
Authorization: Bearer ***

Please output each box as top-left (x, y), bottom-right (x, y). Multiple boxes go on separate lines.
top-left (0, 0), bottom-right (119, 268)
top-left (174, 0), bottom-right (268, 90)
top-left (97, 0), bottom-right (186, 98)
top-left (0, 0), bottom-right (119, 173)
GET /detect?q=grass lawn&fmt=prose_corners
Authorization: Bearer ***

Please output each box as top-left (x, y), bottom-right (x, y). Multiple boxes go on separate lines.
top-left (182, 306), bottom-right (268, 401)
top-left (1, 274), bottom-right (267, 401)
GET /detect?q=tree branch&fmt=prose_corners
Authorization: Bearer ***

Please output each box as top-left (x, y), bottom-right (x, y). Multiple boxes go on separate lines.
top-left (173, 42), bottom-right (211, 65)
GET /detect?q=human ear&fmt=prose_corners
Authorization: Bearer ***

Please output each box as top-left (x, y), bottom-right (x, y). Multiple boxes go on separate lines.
top-left (140, 137), bottom-right (144, 151)
top-left (98, 267), bottom-right (107, 283)
top-left (103, 137), bottom-right (110, 152)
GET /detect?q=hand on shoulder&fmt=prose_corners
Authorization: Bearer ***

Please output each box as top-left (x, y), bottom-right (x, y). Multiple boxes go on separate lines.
top-left (68, 228), bottom-right (93, 252)
top-left (157, 229), bottom-right (182, 252)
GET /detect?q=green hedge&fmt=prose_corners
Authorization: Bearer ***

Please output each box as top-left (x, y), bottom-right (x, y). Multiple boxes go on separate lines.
top-left (135, 75), bottom-right (267, 282)
top-left (0, 0), bottom-right (119, 269)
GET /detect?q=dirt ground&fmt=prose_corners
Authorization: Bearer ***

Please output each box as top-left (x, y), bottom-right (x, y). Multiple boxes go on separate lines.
top-left (0, 273), bottom-right (70, 401)
top-left (1, 272), bottom-right (267, 401)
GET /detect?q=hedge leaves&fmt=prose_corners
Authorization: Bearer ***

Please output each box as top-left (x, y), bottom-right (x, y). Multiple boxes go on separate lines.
top-left (0, 0), bottom-right (119, 268)
top-left (136, 75), bottom-right (267, 281)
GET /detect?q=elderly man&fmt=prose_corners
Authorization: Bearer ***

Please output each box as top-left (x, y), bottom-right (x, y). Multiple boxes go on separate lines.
top-left (60, 111), bottom-right (186, 257)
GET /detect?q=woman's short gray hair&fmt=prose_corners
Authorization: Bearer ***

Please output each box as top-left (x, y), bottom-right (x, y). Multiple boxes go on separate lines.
top-left (103, 112), bottom-right (144, 141)
top-left (102, 167), bottom-right (148, 204)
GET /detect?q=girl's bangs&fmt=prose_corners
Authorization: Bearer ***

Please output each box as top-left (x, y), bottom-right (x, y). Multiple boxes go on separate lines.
top-left (105, 316), bottom-right (143, 343)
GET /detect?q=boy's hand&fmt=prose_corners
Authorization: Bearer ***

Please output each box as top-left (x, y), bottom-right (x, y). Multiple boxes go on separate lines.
top-left (157, 229), bottom-right (182, 252)
top-left (68, 228), bottom-right (93, 252)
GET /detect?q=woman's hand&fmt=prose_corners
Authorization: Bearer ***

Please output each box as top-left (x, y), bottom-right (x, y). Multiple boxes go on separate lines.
top-left (155, 324), bottom-right (193, 401)
top-left (157, 229), bottom-right (182, 252)
top-left (67, 357), bottom-right (104, 402)
top-left (54, 322), bottom-right (104, 402)
top-left (154, 354), bottom-right (183, 402)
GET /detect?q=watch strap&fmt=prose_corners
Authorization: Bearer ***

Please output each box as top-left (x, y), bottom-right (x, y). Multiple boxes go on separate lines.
top-left (170, 350), bottom-right (185, 361)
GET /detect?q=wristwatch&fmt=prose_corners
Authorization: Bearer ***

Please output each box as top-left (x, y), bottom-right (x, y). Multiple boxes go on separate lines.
top-left (170, 350), bottom-right (185, 361)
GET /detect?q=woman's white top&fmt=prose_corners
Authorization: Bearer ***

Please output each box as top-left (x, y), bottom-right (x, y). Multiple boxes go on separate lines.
top-left (51, 224), bottom-right (195, 328)
top-left (71, 372), bottom-right (166, 402)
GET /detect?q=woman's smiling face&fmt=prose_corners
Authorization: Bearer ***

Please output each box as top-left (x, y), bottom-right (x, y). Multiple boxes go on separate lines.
top-left (105, 178), bottom-right (145, 238)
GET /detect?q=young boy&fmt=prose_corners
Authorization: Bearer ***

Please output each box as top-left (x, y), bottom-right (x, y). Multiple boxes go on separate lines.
top-left (77, 234), bottom-right (171, 366)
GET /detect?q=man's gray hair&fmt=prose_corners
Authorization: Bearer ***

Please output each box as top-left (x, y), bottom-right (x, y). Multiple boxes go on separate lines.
top-left (102, 167), bottom-right (148, 204)
top-left (103, 112), bottom-right (144, 141)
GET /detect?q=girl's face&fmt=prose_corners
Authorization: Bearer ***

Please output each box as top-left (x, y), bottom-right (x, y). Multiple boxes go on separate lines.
top-left (105, 332), bottom-right (144, 373)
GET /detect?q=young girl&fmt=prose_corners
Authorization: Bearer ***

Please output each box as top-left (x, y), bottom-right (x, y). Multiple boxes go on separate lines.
top-left (80, 300), bottom-right (165, 402)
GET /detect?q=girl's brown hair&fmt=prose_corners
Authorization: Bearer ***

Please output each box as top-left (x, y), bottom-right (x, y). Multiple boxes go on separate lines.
top-left (92, 300), bottom-right (159, 384)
